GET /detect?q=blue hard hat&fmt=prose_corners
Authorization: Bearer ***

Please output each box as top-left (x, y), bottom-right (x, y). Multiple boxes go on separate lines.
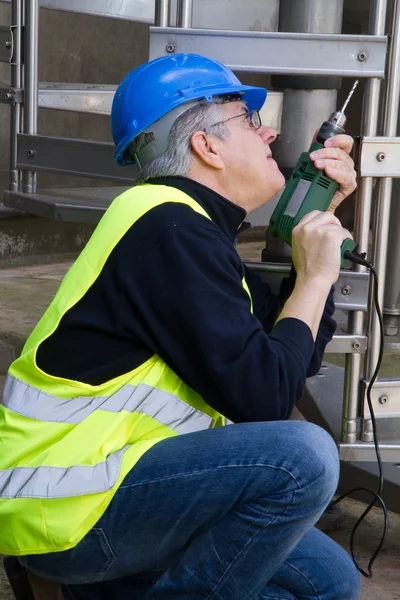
top-left (112, 53), bottom-right (267, 166)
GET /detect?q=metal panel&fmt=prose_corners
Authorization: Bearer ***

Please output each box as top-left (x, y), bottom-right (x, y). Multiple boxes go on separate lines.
top-left (37, 83), bottom-right (118, 114)
top-left (0, 82), bottom-right (284, 131)
top-left (339, 443), bottom-right (400, 462)
top-left (4, 187), bottom-right (129, 223)
top-left (360, 136), bottom-right (400, 177)
top-left (248, 263), bottom-right (370, 312)
top-left (150, 28), bottom-right (387, 76)
top-left (325, 335), bottom-right (367, 354)
top-left (362, 379), bottom-right (400, 419)
top-left (0, 26), bottom-right (12, 63)
top-left (0, 0), bottom-right (155, 23)
top-left (17, 134), bottom-right (138, 182)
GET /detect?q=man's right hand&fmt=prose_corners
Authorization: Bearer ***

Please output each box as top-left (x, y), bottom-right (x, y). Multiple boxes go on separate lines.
top-left (291, 210), bottom-right (353, 289)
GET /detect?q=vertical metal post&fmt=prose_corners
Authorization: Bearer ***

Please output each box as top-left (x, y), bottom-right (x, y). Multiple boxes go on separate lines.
top-left (22, 0), bottom-right (39, 194)
top-left (155, 0), bottom-right (169, 27)
top-left (9, 0), bottom-right (23, 192)
top-left (176, 0), bottom-right (193, 28)
top-left (361, 0), bottom-right (400, 441)
top-left (342, 0), bottom-right (387, 444)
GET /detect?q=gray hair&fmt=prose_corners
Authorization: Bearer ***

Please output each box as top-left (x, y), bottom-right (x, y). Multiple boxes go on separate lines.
top-left (129, 102), bottom-right (231, 185)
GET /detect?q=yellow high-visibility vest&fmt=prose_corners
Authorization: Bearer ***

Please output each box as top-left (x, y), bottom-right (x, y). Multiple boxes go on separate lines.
top-left (0, 184), bottom-right (253, 556)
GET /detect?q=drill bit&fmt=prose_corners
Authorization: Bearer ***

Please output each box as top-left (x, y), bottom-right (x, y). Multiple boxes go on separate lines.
top-left (340, 80), bottom-right (359, 114)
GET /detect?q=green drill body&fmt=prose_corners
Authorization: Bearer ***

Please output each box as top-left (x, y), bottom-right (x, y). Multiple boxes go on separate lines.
top-left (269, 82), bottom-right (359, 268)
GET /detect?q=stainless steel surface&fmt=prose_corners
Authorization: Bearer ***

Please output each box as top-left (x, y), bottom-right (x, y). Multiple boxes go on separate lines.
top-left (248, 263), bottom-right (370, 312)
top-left (279, 0), bottom-right (344, 33)
top-left (346, 0), bottom-right (387, 445)
top-left (1, 0), bottom-right (155, 23)
top-left (366, 0), bottom-right (400, 401)
top-left (155, 0), bottom-right (169, 27)
top-left (384, 182), bottom-right (400, 310)
top-left (17, 134), bottom-right (138, 182)
top-left (339, 443), bottom-right (400, 462)
top-left (37, 83), bottom-right (118, 114)
top-left (272, 91), bottom-right (337, 171)
top-left (23, 0), bottom-right (39, 194)
top-left (149, 28), bottom-right (387, 76)
top-left (9, 0), bottom-right (22, 193)
top-left (362, 379), bottom-right (400, 419)
top-left (325, 335), bottom-right (367, 354)
top-left (35, 84), bottom-right (284, 130)
top-left (169, 0), bottom-right (279, 31)
top-left (176, 0), bottom-right (192, 28)
top-left (4, 187), bottom-right (130, 223)
top-left (1, 0), bottom-right (280, 27)
top-left (360, 136), bottom-right (400, 176)
top-left (0, 26), bottom-right (12, 63)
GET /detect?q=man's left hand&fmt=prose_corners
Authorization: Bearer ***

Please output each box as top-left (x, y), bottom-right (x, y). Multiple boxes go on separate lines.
top-left (309, 134), bottom-right (357, 213)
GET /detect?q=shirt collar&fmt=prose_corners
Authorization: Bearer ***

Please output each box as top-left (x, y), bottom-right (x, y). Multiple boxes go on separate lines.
top-left (147, 176), bottom-right (248, 242)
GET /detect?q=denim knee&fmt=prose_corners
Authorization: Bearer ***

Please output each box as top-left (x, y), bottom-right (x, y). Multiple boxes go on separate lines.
top-left (290, 422), bottom-right (340, 503)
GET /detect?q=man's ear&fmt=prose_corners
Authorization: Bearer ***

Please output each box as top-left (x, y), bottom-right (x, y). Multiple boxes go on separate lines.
top-left (190, 131), bottom-right (224, 169)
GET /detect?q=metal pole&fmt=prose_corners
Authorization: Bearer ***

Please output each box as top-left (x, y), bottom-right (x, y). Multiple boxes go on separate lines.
top-left (176, 0), bottom-right (193, 28)
top-left (22, 0), bottom-right (39, 194)
top-left (9, 0), bottom-right (23, 192)
top-left (342, 0), bottom-right (387, 444)
top-left (361, 0), bottom-right (400, 441)
top-left (155, 0), bottom-right (169, 27)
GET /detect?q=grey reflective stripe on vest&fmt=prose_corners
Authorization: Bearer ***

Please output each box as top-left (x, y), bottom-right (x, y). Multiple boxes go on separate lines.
top-left (0, 375), bottom-right (214, 499)
top-left (2, 375), bottom-right (213, 432)
top-left (0, 446), bottom-right (129, 499)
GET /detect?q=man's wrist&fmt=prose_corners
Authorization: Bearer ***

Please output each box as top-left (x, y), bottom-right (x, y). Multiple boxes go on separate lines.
top-left (295, 273), bottom-right (333, 296)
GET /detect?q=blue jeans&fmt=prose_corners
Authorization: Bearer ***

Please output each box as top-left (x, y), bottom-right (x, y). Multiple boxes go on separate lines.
top-left (21, 421), bottom-right (360, 599)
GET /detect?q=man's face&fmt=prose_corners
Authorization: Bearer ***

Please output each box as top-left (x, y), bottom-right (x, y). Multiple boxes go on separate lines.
top-left (217, 101), bottom-right (285, 212)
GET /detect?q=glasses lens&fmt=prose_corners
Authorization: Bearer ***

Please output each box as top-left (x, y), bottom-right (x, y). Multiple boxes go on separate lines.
top-left (252, 111), bottom-right (261, 129)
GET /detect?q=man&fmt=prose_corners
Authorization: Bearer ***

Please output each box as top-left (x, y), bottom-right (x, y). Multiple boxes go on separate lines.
top-left (0, 54), bottom-right (360, 599)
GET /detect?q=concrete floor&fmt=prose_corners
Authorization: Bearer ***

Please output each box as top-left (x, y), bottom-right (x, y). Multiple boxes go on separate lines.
top-left (0, 241), bottom-right (399, 599)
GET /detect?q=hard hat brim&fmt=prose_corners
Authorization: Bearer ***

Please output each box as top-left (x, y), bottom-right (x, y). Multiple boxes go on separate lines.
top-left (115, 84), bottom-right (267, 166)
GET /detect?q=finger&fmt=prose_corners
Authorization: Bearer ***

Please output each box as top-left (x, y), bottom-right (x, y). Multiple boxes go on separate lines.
top-left (324, 134), bottom-right (354, 154)
top-left (310, 146), bottom-right (354, 166)
top-left (302, 223), bottom-right (354, 245)
top-left (323, 165), bottom-right (357, 189)
top-left (295, 210), bottom-right (342, 228)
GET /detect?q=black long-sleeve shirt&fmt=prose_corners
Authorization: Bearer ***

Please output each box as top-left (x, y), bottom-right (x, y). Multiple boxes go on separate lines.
top-left (37, 176), bottom-right (336, 423)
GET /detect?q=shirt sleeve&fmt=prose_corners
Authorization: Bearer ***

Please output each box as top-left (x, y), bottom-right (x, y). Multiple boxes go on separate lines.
top-left (244, 264), bottom-right (337, 378)
top-left (115, 220), bottom-right (317, 423)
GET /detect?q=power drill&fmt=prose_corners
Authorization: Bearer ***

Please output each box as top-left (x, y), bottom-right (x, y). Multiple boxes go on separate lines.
top-left (269, 80), bottom-right (359, 268)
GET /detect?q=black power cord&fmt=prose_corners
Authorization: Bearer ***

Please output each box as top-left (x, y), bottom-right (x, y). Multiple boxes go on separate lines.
top-left (329, 249), bottom-right (388, 578)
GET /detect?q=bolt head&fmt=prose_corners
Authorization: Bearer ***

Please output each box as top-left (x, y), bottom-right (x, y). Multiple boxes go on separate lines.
top-left (27, 149), bottom-right (36, 158)
top-left (376, 152), bottom-right (386, 162)
top-left (378, 395), bottom-right (388, 405)
top-left (358, 51), bottom-right (368, 62)
top-left (166, 43), bottom-right (175, 53)
top-left (341, 285), bottom-right (351, 296)
top-left (352, 341), bottom-right (361, 350)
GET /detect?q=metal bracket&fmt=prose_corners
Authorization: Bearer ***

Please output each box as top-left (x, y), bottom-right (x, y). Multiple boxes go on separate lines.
top-left (0, 26), bottom-right (12, 64)
top-left (339, 442), bottom-right (400, 462)
top-left (150, 28), bottom-right (387, 77)
top-left (0, 83), bottom-right (23, 105)
top-left (360, 136), bottom-right (400, 177)
top-left (16, 134), bottom-right (138, 183)
top-left (362, 378), bottom-right (400, 419)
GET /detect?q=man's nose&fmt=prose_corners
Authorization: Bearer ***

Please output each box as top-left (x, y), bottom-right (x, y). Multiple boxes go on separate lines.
top-left (258, 126), bottom-right (277, 145)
